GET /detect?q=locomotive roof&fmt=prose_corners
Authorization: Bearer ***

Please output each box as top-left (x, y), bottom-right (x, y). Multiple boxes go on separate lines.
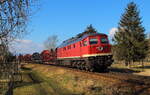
top-left (58, 33), bottom-right (107, 48)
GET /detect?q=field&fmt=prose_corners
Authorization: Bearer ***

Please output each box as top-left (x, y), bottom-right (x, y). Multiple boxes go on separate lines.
top-left (13, 63), bottom-right (150, 95)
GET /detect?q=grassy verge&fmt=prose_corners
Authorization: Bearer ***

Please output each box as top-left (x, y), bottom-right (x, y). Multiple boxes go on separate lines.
top-left (13, 63), bottom-right (150, 95)
top-left (13, 66), bottom-right (73, 95)
top-left (18, 64), bottom-right (141, 95)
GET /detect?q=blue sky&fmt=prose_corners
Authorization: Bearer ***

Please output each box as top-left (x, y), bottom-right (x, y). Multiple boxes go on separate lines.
top-left (10, 0), bottom-right (150, 54)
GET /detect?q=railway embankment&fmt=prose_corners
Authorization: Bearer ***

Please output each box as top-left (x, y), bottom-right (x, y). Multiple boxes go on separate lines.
top-left (13, 64), bottom-right (150, 95)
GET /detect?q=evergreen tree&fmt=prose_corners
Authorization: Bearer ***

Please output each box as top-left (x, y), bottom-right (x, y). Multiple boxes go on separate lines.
top-left (113, 2), bottom-right (148, 65)
top-left (77, 24), bottom-right (97, 38)
top-left (84, 24), bottom-right (97, 34)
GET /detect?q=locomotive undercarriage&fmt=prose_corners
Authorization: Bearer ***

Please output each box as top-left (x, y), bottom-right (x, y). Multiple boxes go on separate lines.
top-left (57, 55), bottom-right (113, 72)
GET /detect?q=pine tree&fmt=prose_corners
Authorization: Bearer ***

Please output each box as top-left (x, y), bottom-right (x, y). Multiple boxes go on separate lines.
top-left (84, 24), bottom-right (97, 34)
top-left (113, 2), bottom-right (148, 65)
top-left (77, 24), bottom-right (97, 38)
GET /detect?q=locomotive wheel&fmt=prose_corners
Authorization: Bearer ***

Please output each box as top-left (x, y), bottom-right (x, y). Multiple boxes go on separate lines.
top-left (81, 61), bottom-right (86, 70)
top-left (74, 61), bottom-right (77, 68)
top-left (85, 67), bottom-right (89, 71)
top-left (80, 62), bottom-right (84, 70)
top-left (89, 68), bottom-right (94, 72)
top-left (84, 58), bottom-right (94, 72)
top-left (79, 61), bottom-right (83, 70)
top-left (70, 60), bottom-right (74, 68)
top-left (77, 61), bottom-right (81, 69)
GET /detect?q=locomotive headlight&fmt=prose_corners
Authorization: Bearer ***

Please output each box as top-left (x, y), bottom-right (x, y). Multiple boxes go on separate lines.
top-left (99, 47), bottom-right (103, 51)
top-left (97, 46), bottom-right (103, 51)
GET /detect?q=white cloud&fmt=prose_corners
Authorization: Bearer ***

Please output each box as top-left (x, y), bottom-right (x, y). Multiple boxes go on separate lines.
top-left (9, 39), bottom-right (44, 54)
top-left (14, 39), bottom-right (32, 43)
top-left (108, 27), bottom-right (118, 38)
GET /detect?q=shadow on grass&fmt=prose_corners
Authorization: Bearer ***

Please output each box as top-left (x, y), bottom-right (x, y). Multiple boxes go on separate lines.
top-left (109, 67), bottom-right (140, 73)
top-left (134, 85), bottom-right (150, 95)
top-left (21, 67), bottom-right (32, 71)
top-left (13, 81), bottom-right (38, 89)
top-left (126, 78), bottom-right (150, 95)
top-left (109, 67), bottom-right (150, 95)
top-left (134, 66), bottom-right (150, 69)
top-left (14, 66), bottom-right (77, 95)
top-left (13, 67), bottom-right (43, 89)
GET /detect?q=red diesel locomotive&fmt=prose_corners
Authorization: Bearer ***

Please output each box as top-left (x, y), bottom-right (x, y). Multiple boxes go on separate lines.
top-left (21, 32), bottom-right (113, 71)
top-left (57, 33), bottom-right (113, 71)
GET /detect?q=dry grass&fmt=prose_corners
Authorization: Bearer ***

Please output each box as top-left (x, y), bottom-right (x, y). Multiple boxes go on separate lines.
top-left (13, 67), bottom-right (59, 95)
top-left (20, 64), bottom-right (147, 95)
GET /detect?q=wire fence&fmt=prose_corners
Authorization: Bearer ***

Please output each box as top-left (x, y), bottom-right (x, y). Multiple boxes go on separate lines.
top-left (0, 60), bottom-right (22, 95)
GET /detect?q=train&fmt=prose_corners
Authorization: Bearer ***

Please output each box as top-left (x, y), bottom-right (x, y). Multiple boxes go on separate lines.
top-left (21, 50), bottom-right (56, 63)
top-left (21, 32), bottom-right (113, 72)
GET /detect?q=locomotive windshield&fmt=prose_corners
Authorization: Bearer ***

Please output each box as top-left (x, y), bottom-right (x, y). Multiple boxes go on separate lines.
top-left (89, 38), bottom-right (98, 45)
top-left (100, 37), bottom-right (108, 44)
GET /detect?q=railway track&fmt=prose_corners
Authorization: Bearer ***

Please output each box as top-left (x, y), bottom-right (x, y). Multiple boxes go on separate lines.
top-left (23, 62), bottom-right (150, 88)
top-left (67, 67), bottom-right (150, 85)
top-left (38, 62), bottom-right (150, 86)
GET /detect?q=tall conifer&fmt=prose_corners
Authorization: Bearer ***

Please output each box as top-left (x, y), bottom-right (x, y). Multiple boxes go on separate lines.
top-left (113, 2), bottom-right (148, 65)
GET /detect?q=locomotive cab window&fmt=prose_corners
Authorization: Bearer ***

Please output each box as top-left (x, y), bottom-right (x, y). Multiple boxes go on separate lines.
top-left (100, 37), bottom-right (108, 44)
top-left (73, 44), bottom-right (75, 48)
top-left (63, 47), bottom-right (66, 51)
top-left (68, 46), bottom-right (70, 49)
top-left (83, 41), bottom-right (87, 46)
top-left (80, 42), bottom-right (82, 47)
top-left (89, 38), bottom-right (98, 45)
top-left (68, 45), bottom-right (71, 49)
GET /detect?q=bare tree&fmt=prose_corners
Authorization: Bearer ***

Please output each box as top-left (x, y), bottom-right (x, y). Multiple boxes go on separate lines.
top-left (0, 0), bottom-right (38, 45)
top-left (0, 0), bottom-right (38, 61)
top-left (44, 35), bottom-right (58, 50)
